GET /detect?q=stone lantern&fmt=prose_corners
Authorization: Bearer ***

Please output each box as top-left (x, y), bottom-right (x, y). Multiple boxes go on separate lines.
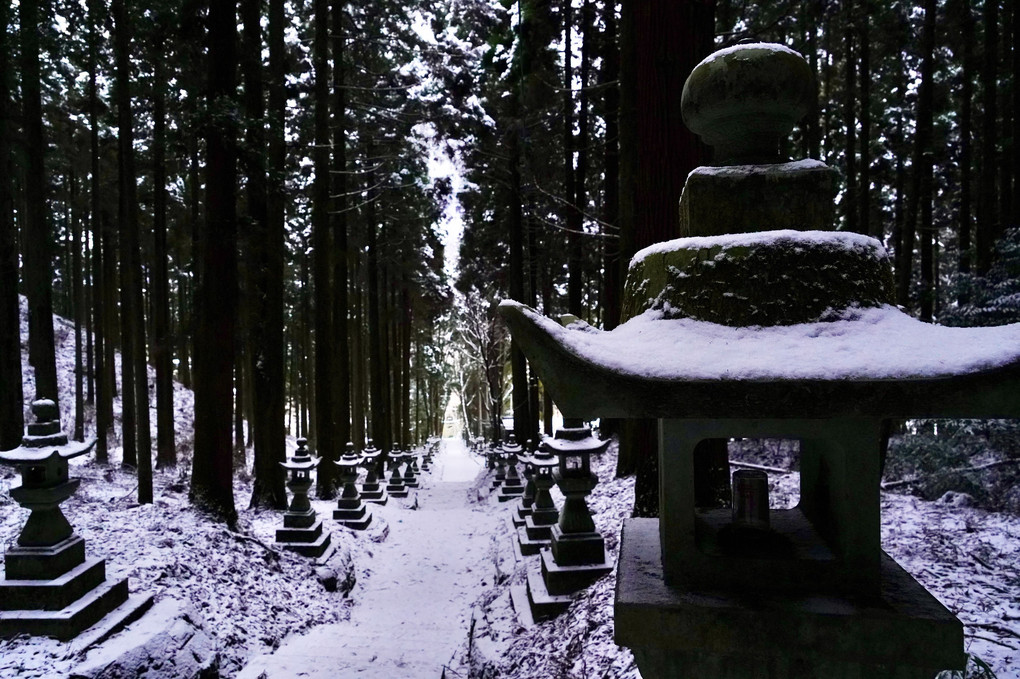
top-left (497, 436), bottom-right (525, 502)
top-left (497, 43), bottom-right (1020, 678)
top-left (401, 449), bottom-right (420, 488)
top-left (384, 449), bottom-right (409, 498)
top-left (0, 400), bottom-right (152, 639)
top-left (276, 438), bottom-right (332, 557)
top-left (333, 443), bottom-right (372, 529)
top-left (358, 439), bottom-right (388, 505)
top-left (515, 421), bottom-right (611, 620)
top-left (511, 450), bottom-right (537, 528)
top-left (515, 442), bottom-right (558, 556)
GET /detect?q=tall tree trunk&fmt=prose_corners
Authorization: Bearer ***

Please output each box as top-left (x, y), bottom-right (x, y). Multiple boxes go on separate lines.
top-left (20, 0), bottom-right (59, 406)
top-left (1000, 0), bottom-right (1013, 233)
top-left (976, 0), bottom-right (999, 274)
top-left (351, 253), bottom-right (365, 448)
top-left (601, 0), bottom-right (620, 332)
top-left (313, 0), bottom-right (336, 497)
top-left (617, 0), bottom-right (715, 517)
top-left (858, 4), bottom-right (872, 238)
top-left (72, 169), bottom-right (85, 442)
top-left (332, 0), bottom-right (352, 457)
top-left (563, 0), bottom-right (581, 316)
top-left (576, 0), bottom-right (592, 313)
top-left (901, 0), bottom-right (936, 317)
top-left (152, 15), bottom-right (177, 469)
top-left (843, 0), bottom-right (857, 234)
top-left (246, 0), bottom-right (286, 508)
top-left (367, 154), bottom-right (389, 453)
top-left (0, 0), bottom-right (22, 450)
top-left (955, 0), bottom-right (975, 288)
top-left (191, 0), bottom-right (238, 525)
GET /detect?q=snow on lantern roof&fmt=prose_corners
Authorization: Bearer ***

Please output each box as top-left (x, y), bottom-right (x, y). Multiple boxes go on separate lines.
top-left (695, 42), bottom-right (805, 69)
top-left (498, 299), bottom-right (1020, 421)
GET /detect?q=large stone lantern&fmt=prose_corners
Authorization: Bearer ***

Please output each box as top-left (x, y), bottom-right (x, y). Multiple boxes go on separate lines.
top-left (385, 449), bottom-right (409, 498)
top-left (0, 400), bottom-right (152, 639)
top-left (499, 43), bottom-right (1020, 678)
top-left (275, 438), bottom-right (332, 557)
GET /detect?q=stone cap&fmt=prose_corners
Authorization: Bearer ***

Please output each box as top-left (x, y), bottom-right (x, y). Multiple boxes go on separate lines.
top-left (0, 400), bottom-right (95, 465)
top-left (682, 43), bottom-right (814, 165)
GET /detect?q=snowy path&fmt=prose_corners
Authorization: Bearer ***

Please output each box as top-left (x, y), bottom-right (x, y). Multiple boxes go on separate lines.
top-left (237, 438), bottom-right (505, 678)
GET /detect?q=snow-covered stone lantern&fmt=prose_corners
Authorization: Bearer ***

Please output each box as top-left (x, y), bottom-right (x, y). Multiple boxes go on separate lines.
top-left (385, 448), bottom-right (409, 498)
top-left (276, 437), bottom-right (332, 557)
top-left (0, 400), bottom-right (151, 639)
top-left (515, 441), bottom-right (558, 556)
top-left (515, 421), bottom-right (610, 620)
top-left (401, 449), bottom-right (420, 488)
top-left (512, 451), bottom-right (537, 528)
top-left (497, 435), bottom-right (525, 502)
top-left (333, 442), bottom-right (372, 529)
top-left (498, 42), bottom-right (1020, 678)
top-left (359, 438), bottom-right (387, 505)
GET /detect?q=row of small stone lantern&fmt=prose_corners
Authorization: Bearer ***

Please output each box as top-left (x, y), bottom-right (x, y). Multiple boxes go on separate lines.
top-left (274, 436), bottom-right (438, 557)
top-left (485, 418), bottom-right (612, 622)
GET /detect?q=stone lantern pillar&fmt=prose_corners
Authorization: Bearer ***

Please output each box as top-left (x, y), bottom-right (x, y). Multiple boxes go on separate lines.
top-left (515, 442), bottom-right (558, 555)
top-left (276, 438), bottom-right (332, 557)
top-left (496, 42), bottom-right (1020, 679)
top-left (517, 422), bottom-right (611, 620)
top-left (358, 439), bottom-right (388, 505)
top-left (384, 449), bottom-right (409, 498)
top-left (0, 400), bottom-right (152, 639)
top-left (333, 443), bottom-right (372, 529)
top-left (511, 452), bottom-right (537, 528)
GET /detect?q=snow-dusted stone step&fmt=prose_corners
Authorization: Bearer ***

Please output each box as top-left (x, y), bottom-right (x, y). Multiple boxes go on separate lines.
top-left (0, 557), bottom-right (106, 611)
top-left (0, 577), bottom-right (131, 641)
top-left (524, 569), bottom-right (574, 620)
top-left (276, 530), bottom-right (333, 559)
top-left (539, 547), bottom-right (613, 596)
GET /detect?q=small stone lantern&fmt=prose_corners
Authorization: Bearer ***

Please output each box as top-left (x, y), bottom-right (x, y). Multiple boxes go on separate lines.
top-left (276, 438), bottom-right (332, 557)
top-left (516, 421), bottom-right (611, 620)
top-left (385, 449), bottom-right (409, 498)
top-left (401, 449), bottom-right (420, 488)
top-left (497, 436), bottom-right (525, 502)
top-left (512, 448), bottom-right (537, 528)
top-left (515, 442), bottom-right (558, 555)
top-left (0, 400), bottom-right (152, 639)
top-left (359, 438), bottom-right (388, 505)
top-left (333, 443), bottom-right (372, 529)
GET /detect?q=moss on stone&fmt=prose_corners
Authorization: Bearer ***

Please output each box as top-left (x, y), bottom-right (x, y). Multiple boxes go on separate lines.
top-left (622, 234), bottom-right (894, 326)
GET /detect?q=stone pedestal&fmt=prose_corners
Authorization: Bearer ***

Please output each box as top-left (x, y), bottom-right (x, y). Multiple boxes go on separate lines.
top-left (616, 519), bottom-right (963, 679)
top-left (333, 444), bottom-right (372, 530)
top-left (358, 440), bottom-right (388, 505)
top-left (0, 400), bottom-right (152, 640)
top-left (276, 439), bottom-right (332, 557)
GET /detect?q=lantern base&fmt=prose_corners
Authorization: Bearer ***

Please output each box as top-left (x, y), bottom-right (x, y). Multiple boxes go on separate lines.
top-left (498, 482), bottom-right (525, 502)
top-left (333, 503), bottom-right (372, 530)
top-left (385, 481), bottom-right (409, 498)
top-left (275, 519), bottom-right (333, 559)
top-left (516, 526), bottom-right (550, 556)
top-left (511, 500), bottom-right (532, 527)
top-left (359, 485), bottom-right (389, 505)
top-left (616, 518), bottom-right (965, 679)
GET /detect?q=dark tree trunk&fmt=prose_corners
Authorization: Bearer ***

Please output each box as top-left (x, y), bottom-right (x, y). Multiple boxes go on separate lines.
top-left (843, 0), bottom-right (857, 234)
top-left (152, 16), bottom-right (176, 469)
top-left (331, 0), bottom-right (352, 458)
top-left (563, 0), bottom-right (581, 316)
top-left (313, 0), bottom-right (336, 497)
top-left (191, 0), bottom-right (238, 525)
top-left (976, 0), bottom-right (999, 274)
top-left (20, 0), bottom-right (59, 406)
top-left (0, 0), bottom-right (22, 451)
top-left (367, 155), bottom-right (389, 452)
top-left (858, 4), bottom-right (872, 238)
top-left (617, 0), bottom-right (715, 517)
top-left (955, 0), bottom-right (975, 287)
top-left (72, 170), bottom-right (84, 442)
top-left (601, 0), bottom-right (621, 332)
top-left (248, 0), bottom-right (287, 509)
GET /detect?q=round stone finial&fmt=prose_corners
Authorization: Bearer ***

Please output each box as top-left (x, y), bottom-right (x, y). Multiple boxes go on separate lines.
top-left (681, 43), bottom-right (815, 165)
top-left (31, 399), bottom-right (59, 423)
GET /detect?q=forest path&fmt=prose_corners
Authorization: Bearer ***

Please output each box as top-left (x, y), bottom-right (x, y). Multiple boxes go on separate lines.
top-left (237, 438), bottom-right (506, 678)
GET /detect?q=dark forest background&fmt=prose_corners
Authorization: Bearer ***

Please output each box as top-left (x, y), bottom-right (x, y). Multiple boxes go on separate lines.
top-left (0, 0), bottom-right (1016, 522)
